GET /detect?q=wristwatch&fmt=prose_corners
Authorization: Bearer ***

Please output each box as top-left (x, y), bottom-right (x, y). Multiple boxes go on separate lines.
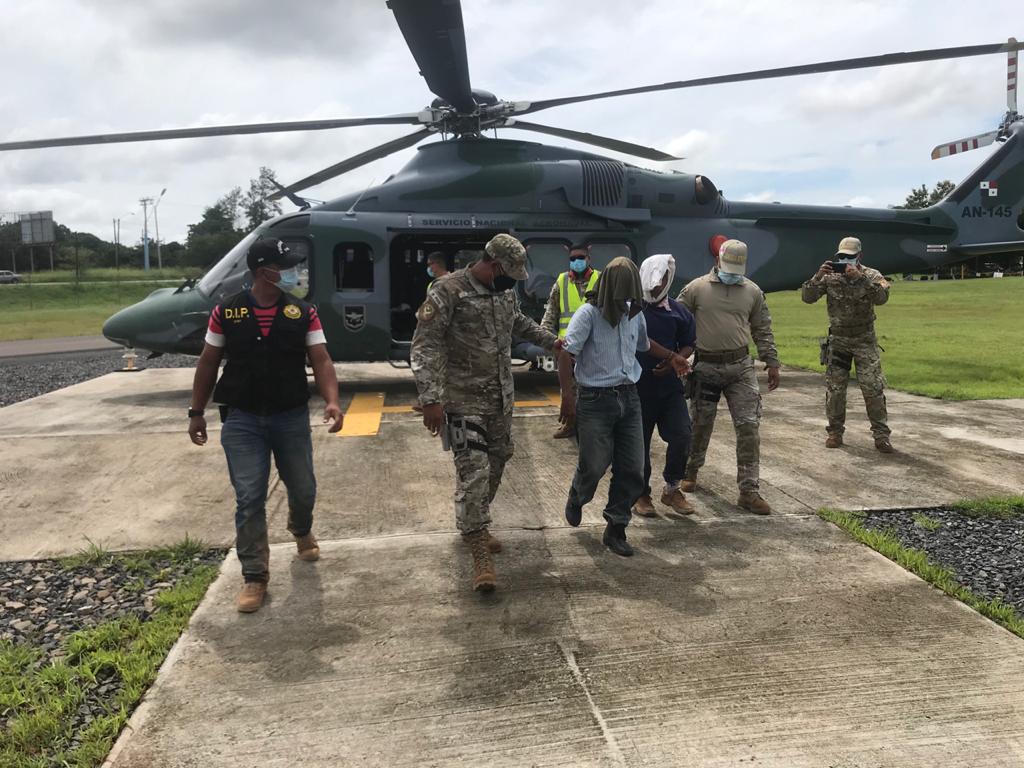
top-left (188, 407), bottom-right (204, 419)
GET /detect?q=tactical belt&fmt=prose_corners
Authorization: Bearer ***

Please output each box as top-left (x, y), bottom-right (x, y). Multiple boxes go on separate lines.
top-left (831, 323), bottom-right (873, 337)
top-left (695, 347), bottom-right (749, 364)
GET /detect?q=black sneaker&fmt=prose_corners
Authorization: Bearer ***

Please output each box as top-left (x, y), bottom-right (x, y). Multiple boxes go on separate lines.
top-left (565, 495), bottom-right (583, 527)
top-left (602, 522), bottom-right (634, 557)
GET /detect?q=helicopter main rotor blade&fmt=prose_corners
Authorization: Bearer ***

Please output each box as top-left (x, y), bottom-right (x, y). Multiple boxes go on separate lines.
top-left (505, 120), bottom-right (680, 161)
top-left (516, 41), bottom-right (1024, 115)
top-left (388, 0), bottom-right (475, 113)
top-left (268, 127), bottom-right (434, 200)
top-left (0, 114), bottom-right (424, 152)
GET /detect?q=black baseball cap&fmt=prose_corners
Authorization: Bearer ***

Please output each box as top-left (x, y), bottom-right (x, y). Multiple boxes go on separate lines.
top-left (246, 238), bottom-right (305, 271)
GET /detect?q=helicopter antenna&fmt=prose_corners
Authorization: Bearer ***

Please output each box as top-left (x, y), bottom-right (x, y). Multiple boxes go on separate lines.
top-left (345, 178), bottom-right (376, 216)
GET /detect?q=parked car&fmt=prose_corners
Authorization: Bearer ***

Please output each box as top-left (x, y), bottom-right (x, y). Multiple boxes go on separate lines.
top-left (0, 270), bottom-right (22, 284)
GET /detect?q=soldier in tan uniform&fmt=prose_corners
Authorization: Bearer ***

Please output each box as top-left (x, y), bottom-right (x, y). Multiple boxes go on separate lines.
top-left (801, 236), bottom-right (893, 452)
top-left (678, 239), bottom-right (781, 515)
top-left (411, 234), bottom-right (560, 592)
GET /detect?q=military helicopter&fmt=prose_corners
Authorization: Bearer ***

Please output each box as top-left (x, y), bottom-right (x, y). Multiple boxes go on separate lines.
top-left (2, 1), bottom-right (1021, 364)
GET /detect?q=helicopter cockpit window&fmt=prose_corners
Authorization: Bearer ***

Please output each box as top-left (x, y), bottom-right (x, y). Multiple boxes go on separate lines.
top-left (334, 243), bottom-right (374, 292)
top-left (197, 231), bottom-right (260, 303)
top-left (278, 238), bottom-right (312, 300)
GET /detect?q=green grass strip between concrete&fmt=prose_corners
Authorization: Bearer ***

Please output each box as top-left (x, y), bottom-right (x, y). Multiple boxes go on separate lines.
top-left (818, 507), bottom-right (1024, 640)
top-left (0, 542), bottom-right (220, 768)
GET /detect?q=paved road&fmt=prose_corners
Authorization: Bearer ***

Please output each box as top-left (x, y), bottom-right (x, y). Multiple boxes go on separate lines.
top-left (0, 335), bottom-right (119, 359)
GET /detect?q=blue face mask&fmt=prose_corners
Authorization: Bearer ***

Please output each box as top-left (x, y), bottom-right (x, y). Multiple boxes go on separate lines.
top-left (426, 266), bottom-right (435, 279)
top-left (569, 258), bottom-right (588, 274)
top-left (275, 267), bottom-right (300, 291)
top-left (717, 270), bottom-right (743, 285)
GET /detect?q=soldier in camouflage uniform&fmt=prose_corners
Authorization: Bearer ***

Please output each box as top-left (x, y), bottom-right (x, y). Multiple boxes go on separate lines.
top-left (678, 239), bottom-right (781, 515)
top-left (801, 236), bottom-right (893, 453)
top-left (411, 234), bottom-right (560, 592)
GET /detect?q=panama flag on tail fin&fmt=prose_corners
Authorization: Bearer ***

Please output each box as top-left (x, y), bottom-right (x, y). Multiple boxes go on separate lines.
top-left (979, 180), bottom-right (998, 197)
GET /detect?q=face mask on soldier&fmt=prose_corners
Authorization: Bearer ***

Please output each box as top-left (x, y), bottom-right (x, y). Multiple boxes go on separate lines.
top-left (717, 269), bottom-right (743, 285)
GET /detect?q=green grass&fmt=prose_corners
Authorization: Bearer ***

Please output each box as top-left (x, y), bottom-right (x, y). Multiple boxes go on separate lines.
top-left (767, 277), bottom-right (1024, 399)
top-left (15, 267), bottom-right (201, 284)
top-left (818, 507), bottom-right (1024, 639)
top-left (0, 541), bottom-right (220, 767)
top-left (911, 512), bottom-right (942, 531)
top-left (950, 495), bottom-right (1024, 518)
top-left (0, 282), bottom-right (175, 341)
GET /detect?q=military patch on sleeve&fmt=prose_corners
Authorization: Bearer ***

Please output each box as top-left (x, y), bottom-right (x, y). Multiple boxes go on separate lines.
top-left (283, 304), bottom-right (302, 320)
top-left (417, 300), bottom-right (437, 322)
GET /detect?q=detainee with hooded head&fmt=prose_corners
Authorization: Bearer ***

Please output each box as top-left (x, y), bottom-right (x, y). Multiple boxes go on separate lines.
top-left (557, 257), bottom-right (689, 556)
top-left (632, 253), bottom-right (697, 518)
top-left (678, 239), bottom-right (780, 515)
top-left (188, 237), bottom-right (343, 613)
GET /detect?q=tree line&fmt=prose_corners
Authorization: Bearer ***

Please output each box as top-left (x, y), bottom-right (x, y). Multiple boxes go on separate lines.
top-left (2, 167), bottom-right (283, 274)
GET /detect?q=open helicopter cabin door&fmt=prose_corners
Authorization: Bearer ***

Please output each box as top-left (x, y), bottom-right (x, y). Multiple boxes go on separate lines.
top-left (388, 231), bottom-right (504, 351)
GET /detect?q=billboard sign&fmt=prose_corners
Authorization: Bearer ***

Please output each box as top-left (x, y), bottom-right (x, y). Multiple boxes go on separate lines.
top-left (20, 211), bottom-right (55, 244)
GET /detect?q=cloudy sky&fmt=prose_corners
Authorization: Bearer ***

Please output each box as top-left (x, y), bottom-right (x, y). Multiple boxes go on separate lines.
top-left (0, 0), bottom-right (1018, 245)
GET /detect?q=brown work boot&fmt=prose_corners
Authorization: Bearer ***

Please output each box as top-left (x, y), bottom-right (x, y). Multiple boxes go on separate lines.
top-left (463, 531), bottom-right (497, 593)
top-left (825, 434), bottom-right (843, 449)
top-left (552, 422), bottom-right (576, 439)
top-left (680, 476), bottom-right (697, 493)
top-left (632, 494), bottom-right (657, 517)
top-left (295, 533), bottom-right (320, 562)
top-left (737, 492), bottom-right (772, 515)
top-left (875, 437), bottom-right (895, 454)
top-left (661, 487), bottom-right (695, 515)
top-left (482, 528), bottom-right (502, 554)
top-left (236, 582), bottom-right (267, 613)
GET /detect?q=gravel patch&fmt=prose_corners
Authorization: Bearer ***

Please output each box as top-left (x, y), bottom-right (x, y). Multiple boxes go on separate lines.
top-left (0, 350), bottom-right (194, 407)
top-left (0, 549), bottom-right (225, 739)
top-left (862, 507), bottom-right (1024, 613)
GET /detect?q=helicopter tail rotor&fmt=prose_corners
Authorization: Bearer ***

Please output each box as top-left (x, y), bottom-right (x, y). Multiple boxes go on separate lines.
top-left (931, 37), bottom-right (1021, 160)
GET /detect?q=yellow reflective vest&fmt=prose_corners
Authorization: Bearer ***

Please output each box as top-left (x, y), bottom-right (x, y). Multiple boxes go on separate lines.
top-left (558, 269), bottom-right (600, 338)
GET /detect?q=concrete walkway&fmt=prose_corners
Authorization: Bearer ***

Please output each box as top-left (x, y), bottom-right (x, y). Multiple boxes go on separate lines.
top-left (1, 365), bottom-right (1022, 765)
top-left (0, 334), bottom-right (118, 358)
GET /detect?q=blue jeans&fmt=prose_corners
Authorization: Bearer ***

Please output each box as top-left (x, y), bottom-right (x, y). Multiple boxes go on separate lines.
top-left (638, 384), bottom-right (692, 496)
top-left (220, 405), bottom-right (316, 583)
top-left (568, 385), bottom-right (644, 527)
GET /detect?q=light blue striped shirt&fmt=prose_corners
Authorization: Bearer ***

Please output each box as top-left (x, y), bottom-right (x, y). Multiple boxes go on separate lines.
top-left (563, 302), bottom-right (650, 387)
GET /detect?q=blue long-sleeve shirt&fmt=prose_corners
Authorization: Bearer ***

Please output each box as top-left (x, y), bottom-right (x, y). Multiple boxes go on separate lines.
top-left (637, 299), bottom-right (696, 395)
top-left (563, 303), bottom-right (650, 387)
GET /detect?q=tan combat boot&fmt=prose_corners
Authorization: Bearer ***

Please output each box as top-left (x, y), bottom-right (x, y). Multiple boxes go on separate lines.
top-left (661, 488), bottom-right (695, 515)
top-left (737, 492), bottom-right (772, 515)
top-left (482, 527), bottom-right (502, 554)
top-left (680, 474), bottom-right (697, 493)
top-left (236, 582), bottom-right (268, 613)
top-left (295, 533), bottom-right (320, 562)
top-left (825, 434), bottom-right (843, 449)
top-left (632, 495), bottom-right (657, 517)
top-left (463, 531), bottom-right (497, 592)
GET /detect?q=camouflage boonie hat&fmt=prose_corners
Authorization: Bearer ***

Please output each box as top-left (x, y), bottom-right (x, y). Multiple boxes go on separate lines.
top-left (485, 234), bottom-right (529, 281)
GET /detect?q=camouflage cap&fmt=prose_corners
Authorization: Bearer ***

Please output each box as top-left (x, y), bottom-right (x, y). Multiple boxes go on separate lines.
top-left (485, 234), bottom-right (529, 281)
top-left (718, 239), bottom-right (747, 275)
top-left (836, 236), bottom-right (862, 256)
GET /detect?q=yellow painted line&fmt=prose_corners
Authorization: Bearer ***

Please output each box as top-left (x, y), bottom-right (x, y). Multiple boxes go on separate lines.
top-left (541, 387), bottom-right (562, 406)
top-left (382, 405), bottom-right (416, 414)
top-left (338, 392), bottom-right (384, 437)
top-left (514, 399), bottom-right (551, 408)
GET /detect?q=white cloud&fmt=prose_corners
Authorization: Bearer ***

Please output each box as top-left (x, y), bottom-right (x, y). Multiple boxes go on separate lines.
top-left (0, 0), bottom-right (1019, 243)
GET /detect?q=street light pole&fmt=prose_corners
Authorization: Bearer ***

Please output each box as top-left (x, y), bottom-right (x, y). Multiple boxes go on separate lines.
top-left (139, 197), bottom-right (152, 271)
top-left (153, 188), bottom-right (166, 270)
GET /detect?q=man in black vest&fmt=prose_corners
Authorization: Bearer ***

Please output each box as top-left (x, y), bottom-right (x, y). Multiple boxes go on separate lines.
top-left (188, 238), bottom-right (343, 613)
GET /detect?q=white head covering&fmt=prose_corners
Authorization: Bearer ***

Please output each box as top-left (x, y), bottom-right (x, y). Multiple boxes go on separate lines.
top-left (640, 253), bottom-right (676, 304)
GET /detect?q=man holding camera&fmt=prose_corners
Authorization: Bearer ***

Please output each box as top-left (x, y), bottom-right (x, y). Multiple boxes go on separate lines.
top-left (801, 236), bottom-right (893, 453)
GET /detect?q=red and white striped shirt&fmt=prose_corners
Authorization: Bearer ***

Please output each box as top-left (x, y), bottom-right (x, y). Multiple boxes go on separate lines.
top-left (206, 300), bottom-right (326, 348)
